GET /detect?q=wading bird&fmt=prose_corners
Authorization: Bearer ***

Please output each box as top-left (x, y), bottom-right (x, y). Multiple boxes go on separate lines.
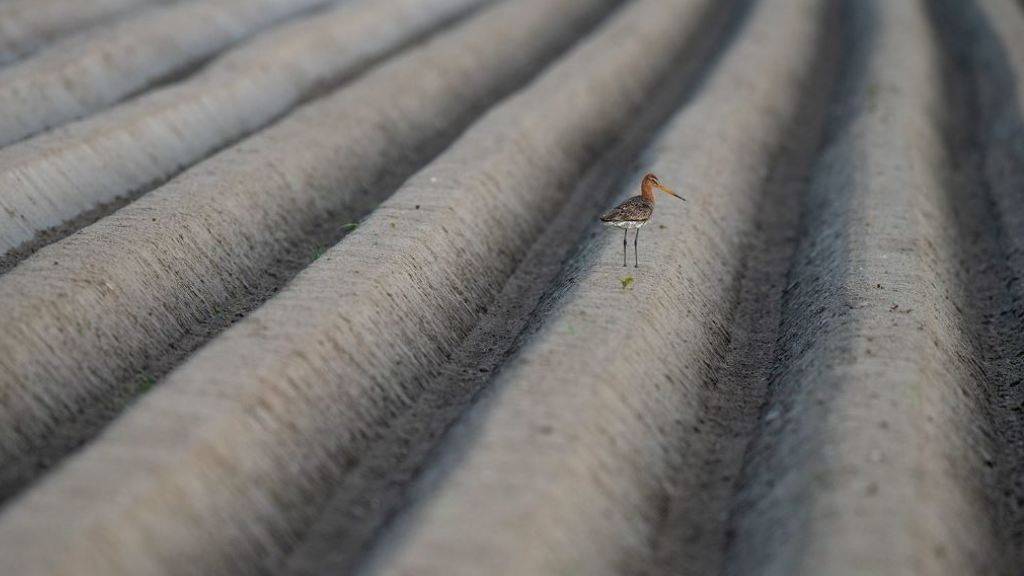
top-left (600, 173), bottom-right (683, 267)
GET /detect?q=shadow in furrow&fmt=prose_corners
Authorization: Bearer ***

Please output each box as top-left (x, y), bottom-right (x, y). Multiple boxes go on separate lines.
top-left (0, 214), bottom-right (361, 503)
top-left (0, 2), bottom-right (482, 276)
top-left (280, 1), bottom-right (759, 573)
top-left (711, 0), bottom-right (876, 572)
top-left (928, 0), bottom-right (1024, 571)
top-left (625, 2), bottom-right (849, 575)
top-left (0, 1), bottom-right (596, 508)
top-left (0, 0), bottom-right (182, 69)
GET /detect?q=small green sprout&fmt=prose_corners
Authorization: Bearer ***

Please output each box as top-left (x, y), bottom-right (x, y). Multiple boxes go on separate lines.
top-left (341, 222), bottom-right (358, 232)
top-left (138, 374), bottom-right (157, 393)
top-left (620, 275), bottom-right (634, 290)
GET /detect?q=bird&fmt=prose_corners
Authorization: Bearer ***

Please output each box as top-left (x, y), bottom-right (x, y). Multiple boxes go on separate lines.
top-left (600, 173), bottom-right (684, 267)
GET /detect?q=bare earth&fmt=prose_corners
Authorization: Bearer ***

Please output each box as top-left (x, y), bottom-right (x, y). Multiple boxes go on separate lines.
top-left (0, 0), bottom-right (1023, 575)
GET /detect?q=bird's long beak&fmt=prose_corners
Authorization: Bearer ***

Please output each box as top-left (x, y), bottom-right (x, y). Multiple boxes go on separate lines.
top-left (658, 184), bottom-right (685, 201)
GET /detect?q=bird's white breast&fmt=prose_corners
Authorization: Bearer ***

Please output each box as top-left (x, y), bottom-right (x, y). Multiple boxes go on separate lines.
top-left (604, 219), bottom-right (648, 230)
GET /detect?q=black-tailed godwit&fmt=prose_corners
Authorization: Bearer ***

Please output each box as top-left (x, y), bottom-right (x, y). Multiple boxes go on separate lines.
top-left (600, 173), bottom-right (683, 267)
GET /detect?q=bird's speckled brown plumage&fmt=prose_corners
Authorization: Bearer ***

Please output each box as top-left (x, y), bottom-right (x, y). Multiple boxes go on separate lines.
top-left (600, 195), bottom-right (653, 225)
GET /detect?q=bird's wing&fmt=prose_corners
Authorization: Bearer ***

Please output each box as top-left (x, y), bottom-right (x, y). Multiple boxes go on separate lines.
top-left (601, 197), bottom-right (651, 222)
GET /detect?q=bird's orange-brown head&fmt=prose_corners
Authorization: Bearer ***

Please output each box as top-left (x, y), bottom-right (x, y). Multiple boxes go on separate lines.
top-left (640, 173), bottom-right (683, 203)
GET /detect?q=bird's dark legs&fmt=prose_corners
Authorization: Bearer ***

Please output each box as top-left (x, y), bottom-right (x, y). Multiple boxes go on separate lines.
top-left (634, 228), bottom-right (640, 268)
top-left (622, 229), bottom-right (628, 267)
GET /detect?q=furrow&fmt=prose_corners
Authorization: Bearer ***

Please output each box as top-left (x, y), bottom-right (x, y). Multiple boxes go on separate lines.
top-left (358, 0), bottom-right (831, 573)
top-left (284, 1), bottom-right (745, 572)
top-left (726, 1), bottom-right (1005, 574)
top-left (633, 4), bottom-right (844, 574)
top-left (0, 0), bottom-right (736, 574)
top-left (0, 0), bottom-right (621, 504)
top-left (0, 0), bottom-right (177, 65)
top-left (0, 0), bottom-right (492, 267)
top-left (0, 0), bottom-right (737, 569)
top-left (969, 0), bottom-right (1024, 306)
top-left (0, 0), bottom-right (334, 148)
top-left (928, 0), bottom-right (1024, 566)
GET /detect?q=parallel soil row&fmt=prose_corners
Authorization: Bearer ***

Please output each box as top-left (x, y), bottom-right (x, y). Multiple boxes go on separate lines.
top-left (0, 0), bottom-right (621, 504)
top-left (931, 0), bottom-right (1024, 568)
top-left (0, 0), bottom-right (734, 573)
top-left (0, 0), bottom-right (490, 261)
top-left (287, 0), bottom-right (744, 571)
top-left (361, 0), bottom-right (834, 572)
top-left (0, 0), bottom-right (173, 65)
top-left (0, 0), bottom-right (1023, 574)
top-left (728, 1), bottom-right (1021, 574)
top-left (0, 0), bottom-right (334, 147)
